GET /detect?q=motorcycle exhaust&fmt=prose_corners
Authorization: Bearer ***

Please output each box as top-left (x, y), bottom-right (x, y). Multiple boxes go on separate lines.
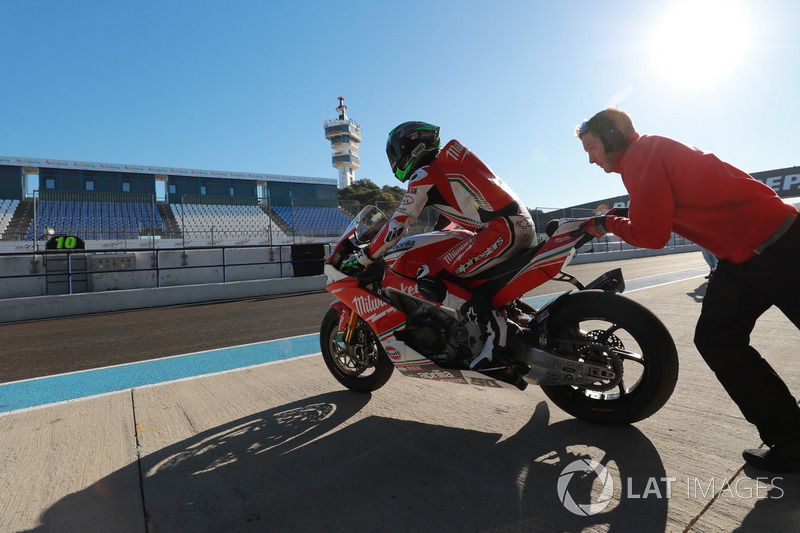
top-left (517, 345), bottom-right (617, 386)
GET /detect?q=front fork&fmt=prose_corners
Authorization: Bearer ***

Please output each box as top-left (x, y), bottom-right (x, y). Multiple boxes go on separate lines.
top-left (332, 301), bottom-right (359, 345)
top-left (344, 307), bottom-right (359, 344)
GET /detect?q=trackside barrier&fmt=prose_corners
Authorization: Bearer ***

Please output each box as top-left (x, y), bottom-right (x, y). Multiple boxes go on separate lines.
top-left (0, 243), bottom-right (332, 299)
top-left (290, 243), bottom-right (326, 277)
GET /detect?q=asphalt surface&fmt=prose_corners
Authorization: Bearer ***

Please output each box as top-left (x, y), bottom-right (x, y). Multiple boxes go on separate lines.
top-left (0, 292), bottom-right (334, 383)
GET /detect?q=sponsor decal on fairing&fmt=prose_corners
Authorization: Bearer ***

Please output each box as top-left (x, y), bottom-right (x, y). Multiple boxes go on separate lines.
top-left (388, 239), bottom-right (415, 253)
top-left (351, 294), bottom-right (389, 317)
top-left (444, 141), bottom-right (466, 161)
top-left (384, 346), bottom-right (403, 360)
top-left (454, 236), bottom-right (505, 275)
top-left (442, 238), bottom-right (474, 265)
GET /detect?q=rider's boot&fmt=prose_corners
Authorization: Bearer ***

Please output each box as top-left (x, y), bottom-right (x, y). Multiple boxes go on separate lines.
top-left (470, 309), bottom-right (509, 369)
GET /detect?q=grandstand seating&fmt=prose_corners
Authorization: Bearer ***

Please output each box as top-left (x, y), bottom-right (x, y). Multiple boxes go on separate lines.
top-left (0, 196), bottom-right (353, 242)
top-left (0, 199), bottom-right (19, 236)
top-left (171, 203), bottom-right (286, 239)
top-left (271, 206), bottom-right (352, 236)
top-left (24, 200), bottom-right (164, 240)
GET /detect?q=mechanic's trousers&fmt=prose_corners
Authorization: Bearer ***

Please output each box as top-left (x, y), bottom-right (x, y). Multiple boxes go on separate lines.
top-left (694, 215), bottom-right (800, 446)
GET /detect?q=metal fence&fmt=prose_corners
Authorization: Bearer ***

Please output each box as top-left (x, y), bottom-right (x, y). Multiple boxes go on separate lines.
top-left (0, 242), bottom-right (323, 298)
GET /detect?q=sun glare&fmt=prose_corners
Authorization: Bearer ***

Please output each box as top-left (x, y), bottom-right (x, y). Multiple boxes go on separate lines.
top-left (646, 0), bottom-right (755, 89)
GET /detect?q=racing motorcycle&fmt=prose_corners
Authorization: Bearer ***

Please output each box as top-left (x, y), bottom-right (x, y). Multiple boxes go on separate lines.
top-left (320, 206), bottom-right (678, 424)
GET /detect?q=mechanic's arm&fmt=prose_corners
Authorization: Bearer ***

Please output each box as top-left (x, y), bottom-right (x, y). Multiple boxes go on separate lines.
top-left (605, 169), bottom-right (675, 249)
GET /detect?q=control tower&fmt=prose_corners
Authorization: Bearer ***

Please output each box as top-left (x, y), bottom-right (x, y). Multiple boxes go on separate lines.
top-left (324, 96), bottom-right (361, 188)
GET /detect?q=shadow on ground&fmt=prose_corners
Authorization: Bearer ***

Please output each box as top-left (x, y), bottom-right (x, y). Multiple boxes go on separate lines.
top-left (687, 281), bottom-right (707, 303)
top-left (29, 391), bottom-right (684, 532)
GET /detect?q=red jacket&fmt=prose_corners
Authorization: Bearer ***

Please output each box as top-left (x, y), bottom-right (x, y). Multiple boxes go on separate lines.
top-left (605, 134), bottom-right (798, 263)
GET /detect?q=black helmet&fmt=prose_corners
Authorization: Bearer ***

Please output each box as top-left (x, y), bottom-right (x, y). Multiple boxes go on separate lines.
top-left (385, 121), bottom-right (441, 182)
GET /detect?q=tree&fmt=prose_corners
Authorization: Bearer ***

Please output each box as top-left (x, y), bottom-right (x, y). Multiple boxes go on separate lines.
top-left (339, 179), bottom-right (405, 207)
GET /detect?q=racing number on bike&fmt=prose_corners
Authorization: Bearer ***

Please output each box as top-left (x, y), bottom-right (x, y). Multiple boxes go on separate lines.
top-left (469, 377), bottom-right (503, 388)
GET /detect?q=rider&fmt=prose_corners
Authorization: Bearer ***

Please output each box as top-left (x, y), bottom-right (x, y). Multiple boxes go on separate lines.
top-left (342, 121), bottom-right (536, 368)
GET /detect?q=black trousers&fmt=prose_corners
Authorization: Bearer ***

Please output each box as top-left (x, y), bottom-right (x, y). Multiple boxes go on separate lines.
top-left (694, 217), bottom-right (800, 446)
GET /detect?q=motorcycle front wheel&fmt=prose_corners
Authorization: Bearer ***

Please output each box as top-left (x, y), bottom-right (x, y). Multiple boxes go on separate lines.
top-left (320, 307), bottom-right (394, 392)
top-left (540, 290), bottom-right (679, 424)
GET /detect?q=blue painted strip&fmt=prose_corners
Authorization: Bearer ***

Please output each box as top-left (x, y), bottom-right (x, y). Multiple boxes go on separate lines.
top-left (0, 334), bottom-right (319, 414)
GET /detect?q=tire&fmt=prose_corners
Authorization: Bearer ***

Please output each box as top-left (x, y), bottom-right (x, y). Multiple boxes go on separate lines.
top-left (319, 307), bottom-right (394, 392)
top-left (539, 290), bottom-right (679, 424)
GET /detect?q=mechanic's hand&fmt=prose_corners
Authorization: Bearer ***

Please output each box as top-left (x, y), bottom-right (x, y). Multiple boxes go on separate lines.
top-left (574, 216), bottom-right (608, 238)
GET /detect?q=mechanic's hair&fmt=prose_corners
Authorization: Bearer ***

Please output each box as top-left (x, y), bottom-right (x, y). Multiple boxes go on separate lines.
top-left (606, 108), bottom-right (635, 136)
top-left (575, 107), bottom-right (637, 152)
top-left (576, 107), bottom-right (636, 137)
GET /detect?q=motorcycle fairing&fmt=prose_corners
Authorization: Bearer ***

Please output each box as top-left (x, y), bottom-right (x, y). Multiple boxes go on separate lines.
top-left (469, 220), bottom-right (585, 307)
top-left (327, 277), bottom-right (439, 366)
top-left (383, 230), bottom-right (473, 280)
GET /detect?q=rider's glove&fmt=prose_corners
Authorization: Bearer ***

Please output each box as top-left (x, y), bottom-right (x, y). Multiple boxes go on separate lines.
top-left (578, 216), bottom-right (608, 238)
top-left (606, 207), bottom-right (629, 218)
top-left (341, 250), bottom-right (373, 276)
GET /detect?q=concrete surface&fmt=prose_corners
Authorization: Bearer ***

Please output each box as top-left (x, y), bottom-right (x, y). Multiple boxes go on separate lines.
top-left (1, 256), bottom-right (799, 532)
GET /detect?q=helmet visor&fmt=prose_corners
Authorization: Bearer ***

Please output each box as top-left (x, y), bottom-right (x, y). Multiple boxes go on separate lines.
top-left (386, 139), bottom-right (404, 172)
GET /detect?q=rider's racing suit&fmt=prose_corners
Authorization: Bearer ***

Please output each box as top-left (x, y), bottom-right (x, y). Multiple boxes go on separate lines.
top-left (365, 139), bottom-right (535, 276)
top-left (360, 139), bottom-right (536, 367)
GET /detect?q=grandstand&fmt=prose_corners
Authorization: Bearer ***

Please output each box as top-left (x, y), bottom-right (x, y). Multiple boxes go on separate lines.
top-left (25, 195), bottom-right (164, 241)
top-left (8, 154), bottom-right (792, 248)
top-left (0, 195), bottom-right (353, 244)
top-left (171, 202), bottom-right (289, 240)
top-left (0, 199), bottom-right (18, 236)
top-left (271, 205), bottom-right (352, 237)
top-left (0, 155), bottom-right (352, 246)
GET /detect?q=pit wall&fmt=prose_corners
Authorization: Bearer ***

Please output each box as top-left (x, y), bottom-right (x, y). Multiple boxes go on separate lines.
top-left (0, 246), bottom-right (303, 299)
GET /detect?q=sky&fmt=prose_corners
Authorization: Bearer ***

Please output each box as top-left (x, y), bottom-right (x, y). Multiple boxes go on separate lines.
top-left (2, 0), bottom-right (800, 211)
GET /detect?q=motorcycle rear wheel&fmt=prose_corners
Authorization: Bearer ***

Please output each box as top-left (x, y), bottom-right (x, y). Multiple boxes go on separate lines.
top-left (320, 307), bottom-right (394, 392)
top-left (540, 290), bottom-right (679, 424)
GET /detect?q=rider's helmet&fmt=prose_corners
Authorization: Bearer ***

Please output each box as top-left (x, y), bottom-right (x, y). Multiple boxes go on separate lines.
top-left (385, 121), bottom-right (441, 182)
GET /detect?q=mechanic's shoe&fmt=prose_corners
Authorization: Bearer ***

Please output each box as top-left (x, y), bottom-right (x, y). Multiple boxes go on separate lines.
top-left (743, 439), bottom-right (800, 473)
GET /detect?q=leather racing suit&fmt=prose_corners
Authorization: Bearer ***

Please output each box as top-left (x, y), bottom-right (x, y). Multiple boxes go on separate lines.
top-left (365, 139), bottom-right (535, 278)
